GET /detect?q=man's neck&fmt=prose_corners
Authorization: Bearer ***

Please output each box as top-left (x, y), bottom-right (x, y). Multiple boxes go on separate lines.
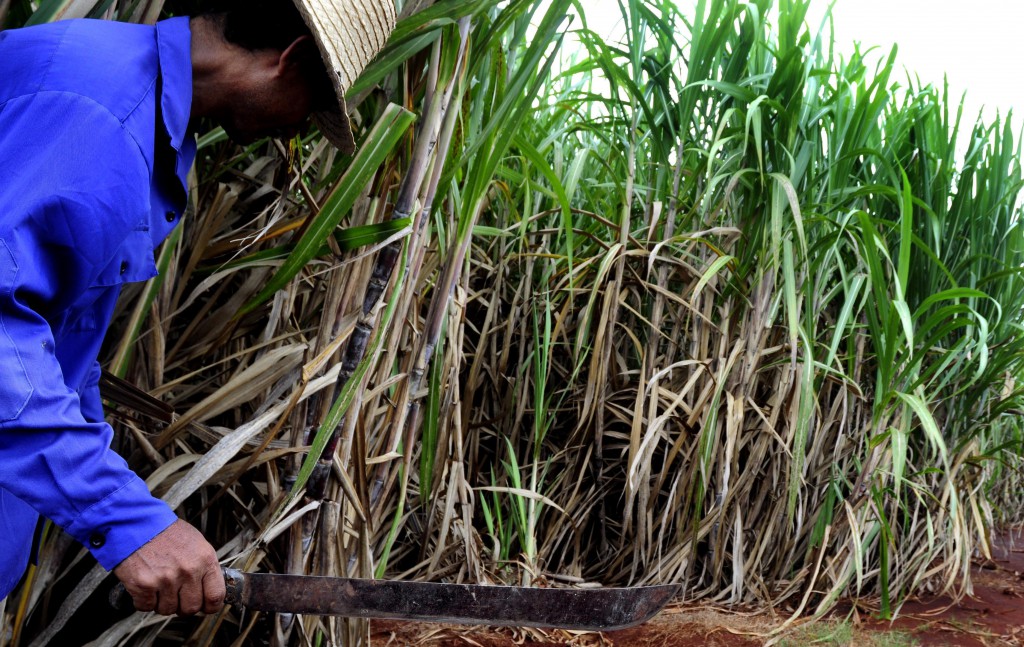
top-left (188, 16), bottom-right (247, 125)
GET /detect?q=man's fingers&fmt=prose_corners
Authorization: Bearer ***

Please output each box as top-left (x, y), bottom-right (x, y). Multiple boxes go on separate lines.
top-left (122, 574), bottom-right (159, 612)
top-left (157, 579), bottom-right (179, 616)
top-left (178, 576), bottom-right (204, 616)
top-left (130, 587), bottom-right (157, 613)
top-left (202, 567), bottom-right (227, 614)
top-left (112, 519), bottom-right (223, 616)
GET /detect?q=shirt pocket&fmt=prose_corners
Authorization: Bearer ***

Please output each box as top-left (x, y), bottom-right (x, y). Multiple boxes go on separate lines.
top-left (0, 240), bottom-right (35, 422)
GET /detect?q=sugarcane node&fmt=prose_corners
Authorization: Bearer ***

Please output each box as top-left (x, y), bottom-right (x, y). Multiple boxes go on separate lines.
top-left (362, 285), bottom-right (386, 312)
top-left (306, 461), bottom-right (332, 500)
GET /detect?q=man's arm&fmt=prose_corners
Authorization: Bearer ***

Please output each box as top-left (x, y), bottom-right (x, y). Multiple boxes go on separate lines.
top-left (0, 92), bottom-right (222, 615)
top-left (77, 366), bottom-right (224, 616)
top-left (0, 236), bottom-right (223, 615)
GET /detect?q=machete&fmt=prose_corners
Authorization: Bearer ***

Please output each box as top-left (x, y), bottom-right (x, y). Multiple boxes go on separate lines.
top-left (113, 568), bottom-right (678, 631)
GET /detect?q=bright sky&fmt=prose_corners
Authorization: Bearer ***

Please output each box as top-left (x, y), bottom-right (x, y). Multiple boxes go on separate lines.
top-left (810, 0), bottom-right (1022, 126)
top-left (574, 0), bottom-right (1023, 127)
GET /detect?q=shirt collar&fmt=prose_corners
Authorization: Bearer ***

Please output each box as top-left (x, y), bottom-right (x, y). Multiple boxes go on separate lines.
top-left (152, 17), bottom-right (196, 247)
top-left (155, 17), bottom-right (193, 154)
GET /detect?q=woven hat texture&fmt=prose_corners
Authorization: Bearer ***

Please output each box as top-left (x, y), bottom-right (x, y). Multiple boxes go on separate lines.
top-left (291, 0), bottom-right (396, 153)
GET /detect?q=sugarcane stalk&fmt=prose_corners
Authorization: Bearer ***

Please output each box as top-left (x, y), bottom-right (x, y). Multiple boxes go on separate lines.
top-left (290, 25), bottom-right (472, 594)
top-left (363, 2), bottom-right (572, 530)
top-left (407, 29), bottom-right (470, 273)
top-left (276, 154), bottom-right (369, 647)
top-left (625, 142), bottom-right (683, 533)
top-left (599, 100), bottom-right (638, 555)
top-left (273, 119), bottom-right (422, 641)
top-left (644, 141), bottom-right (686, 502)
top-left (358, 26), bottom-right (471, 487)
top-left (283, 15), bottom-right (468, 603)
top-left (301, 37), bottom-right (448, 504)
top-left (361, 18), bottom-right (472, 525)
top-left (646, 143), bottom-right (683, 363)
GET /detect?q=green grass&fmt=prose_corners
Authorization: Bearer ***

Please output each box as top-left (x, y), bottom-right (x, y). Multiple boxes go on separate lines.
top-left (777, 621), bottom-right (919, 647)
top-left (777, 621), bottom-right (854, 647)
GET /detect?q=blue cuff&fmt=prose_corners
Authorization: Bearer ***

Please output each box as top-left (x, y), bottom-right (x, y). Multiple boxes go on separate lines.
top-left (64, 476), bottom-right (178, 571)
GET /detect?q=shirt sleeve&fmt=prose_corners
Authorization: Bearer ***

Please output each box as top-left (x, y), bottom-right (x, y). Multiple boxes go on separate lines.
top-left (79, 361), bottom-right (105, 425)
top-left (0, 92), bottom-right (178, 571)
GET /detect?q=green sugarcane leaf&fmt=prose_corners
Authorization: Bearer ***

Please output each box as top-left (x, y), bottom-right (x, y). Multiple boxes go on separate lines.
top-left (693, 253), bottom-right (735, 302)
top-left (205, 218), bottom-right (413, 276)
top-left (335, 218), bottom-right (414, 251)
top-left (898, 391), bottom-right (950, 468)
top-left (239, 103), bottom-right (416, 315)
top-left (25, 0), bottom-right (78, 25)
top-left (896, 169), bottom-right (913, 301)
top-left (288, 249), bottom-right (408, 501)
top-left (514, 135), bottom-right (575, 266)
top-left (892, 298), bottom-right (914, 356)
top-left (349, 32), bottom-right (441, 98)
top-left (913, 288), bottom-right (988, 319)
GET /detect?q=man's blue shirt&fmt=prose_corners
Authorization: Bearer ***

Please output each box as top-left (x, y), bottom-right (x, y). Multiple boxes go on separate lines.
top-left (0, 16), bottom-right (196, 597)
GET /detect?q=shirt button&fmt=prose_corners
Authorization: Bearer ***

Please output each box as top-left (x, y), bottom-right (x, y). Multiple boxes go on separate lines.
top-left (120, 261), bottom-right (128, 274)
top-left (89, 533), bottom-right (105, 548)
top-left (165, 210), bottom-right (177, 223)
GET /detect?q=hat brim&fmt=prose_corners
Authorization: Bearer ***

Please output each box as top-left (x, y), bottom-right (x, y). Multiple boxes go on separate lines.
top-left (291, 0), bottom-right (395, 155)
top-left (313, 95), bottom-right (356, 155)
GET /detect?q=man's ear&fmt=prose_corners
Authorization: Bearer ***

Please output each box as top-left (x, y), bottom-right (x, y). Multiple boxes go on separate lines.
top-left (278, 35), bottom-right (335, 109)
top-left (278, 35), bottom-right (322, 74)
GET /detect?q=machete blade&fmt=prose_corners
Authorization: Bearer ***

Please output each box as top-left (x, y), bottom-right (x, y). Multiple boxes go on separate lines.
top-left (226, 569), bottom-right (677, 631)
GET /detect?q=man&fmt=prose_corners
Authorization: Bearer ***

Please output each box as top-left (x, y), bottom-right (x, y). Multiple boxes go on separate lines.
top-left (0, 0), bottom-right (395, 618)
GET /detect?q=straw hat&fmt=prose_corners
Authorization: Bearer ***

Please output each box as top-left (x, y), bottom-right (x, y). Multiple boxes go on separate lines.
top-left (290, 0), bottom-right (397, 153)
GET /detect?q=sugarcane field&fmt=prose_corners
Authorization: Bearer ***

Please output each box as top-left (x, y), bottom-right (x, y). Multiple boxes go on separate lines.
top-left (1, 0), bottom-right (1023, 645)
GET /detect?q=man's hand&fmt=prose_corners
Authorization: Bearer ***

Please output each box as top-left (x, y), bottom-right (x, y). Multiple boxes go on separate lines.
top-left (112, 519), bottom-right (225, 616)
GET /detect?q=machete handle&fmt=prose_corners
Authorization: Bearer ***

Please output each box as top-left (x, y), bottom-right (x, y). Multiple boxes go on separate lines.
top-left (109, 567), bottom-right (246, 611)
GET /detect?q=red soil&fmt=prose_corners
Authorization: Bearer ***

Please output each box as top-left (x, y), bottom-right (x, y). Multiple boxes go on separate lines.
top-left (851, 526), bottom-right (1024, 647)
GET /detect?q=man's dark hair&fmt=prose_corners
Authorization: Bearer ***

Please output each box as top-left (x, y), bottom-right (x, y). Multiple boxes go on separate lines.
top-left (169, 0), bottom-right (313, 51)
top-left (219, 0), bottom-right (312, 51)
